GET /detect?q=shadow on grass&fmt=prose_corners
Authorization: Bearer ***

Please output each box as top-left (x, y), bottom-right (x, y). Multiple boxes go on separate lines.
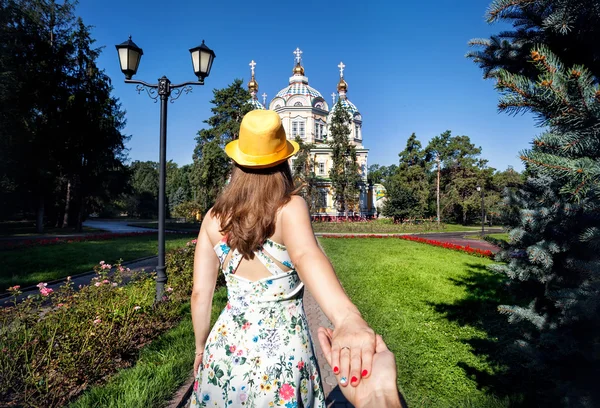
top-left (429, 263), bottom-right (547, 407)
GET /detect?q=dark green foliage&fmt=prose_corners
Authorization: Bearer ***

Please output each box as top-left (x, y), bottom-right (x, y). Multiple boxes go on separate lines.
top-left (381, 180), bottom-right (419, 223)
top-left (425, 131), bottom-right (489, 224)
top-left (489, 45), bottom-right (600, 405)
top-left (328, 101), bottom-right (361, 215)
top-left (467, 0), bottom-right (600, 81)
top-left (190, 80), bottom-right (252, 212)
top-left (394, 133), bottom-right (430, 217)
top-left (0, 1), bottom-right (129, 230)
top-left (292, 136), bottom-right (322, 212)
top-left (367, 164), bottom-right (397, 185)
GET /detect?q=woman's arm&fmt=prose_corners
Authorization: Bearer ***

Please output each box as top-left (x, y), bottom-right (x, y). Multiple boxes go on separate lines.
top-left (281, 196), bottom-right (375, 386)
top-left (191, 213), bottom-right (221, 357)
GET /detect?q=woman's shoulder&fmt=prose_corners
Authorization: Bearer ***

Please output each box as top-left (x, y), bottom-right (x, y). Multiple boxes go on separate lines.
top-left (280, 195), bottom-right (310, 223)
top-left (202, 208), bottom-right (224, 245)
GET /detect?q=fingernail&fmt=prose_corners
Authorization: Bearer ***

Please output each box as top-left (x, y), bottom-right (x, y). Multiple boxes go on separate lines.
top-left (362, 369), bottom-right (368, 377)
top-left (340, 376), bottom-right (348, 385)
top-left (333, 366), bottom-right (339, 374)
top-left (351, 376), bottom-right (358, 383)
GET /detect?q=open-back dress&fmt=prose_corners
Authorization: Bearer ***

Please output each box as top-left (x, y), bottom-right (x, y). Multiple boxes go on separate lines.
top-left (190, 236), bottom-right (326, 408)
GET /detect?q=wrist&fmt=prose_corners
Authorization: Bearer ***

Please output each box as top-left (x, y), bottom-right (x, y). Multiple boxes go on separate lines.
top-left (331, 307), bottom-right (362, 328)
top-left (356, 389), bottom-right (402, 408)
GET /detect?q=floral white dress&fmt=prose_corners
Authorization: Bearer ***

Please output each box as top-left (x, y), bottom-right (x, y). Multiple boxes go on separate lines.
top-left (190, 237), bottom-right (326, 408)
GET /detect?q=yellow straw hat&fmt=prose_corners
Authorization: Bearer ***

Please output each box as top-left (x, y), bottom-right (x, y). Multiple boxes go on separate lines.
top-left (225, 110), bottom-right (300, 169)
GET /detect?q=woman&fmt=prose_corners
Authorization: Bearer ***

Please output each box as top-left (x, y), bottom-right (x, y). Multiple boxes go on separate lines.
top-left (190, 110), bottom-right (375, 407)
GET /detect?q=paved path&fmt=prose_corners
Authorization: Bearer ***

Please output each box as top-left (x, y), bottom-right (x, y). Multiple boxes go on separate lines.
top-left (83, 219), bottom-right (158, 233)
top-left (414, 229), bottom-right (503, 253)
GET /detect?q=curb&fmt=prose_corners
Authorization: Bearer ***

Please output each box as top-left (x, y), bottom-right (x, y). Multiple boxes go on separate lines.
top-left (167, 372), bottom-right (195, 408)
top-left (0, 255), bottom-right (158, 300)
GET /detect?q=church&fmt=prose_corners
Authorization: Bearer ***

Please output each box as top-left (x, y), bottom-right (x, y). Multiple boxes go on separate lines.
top-left (245, 48), bottom-right (376, 217)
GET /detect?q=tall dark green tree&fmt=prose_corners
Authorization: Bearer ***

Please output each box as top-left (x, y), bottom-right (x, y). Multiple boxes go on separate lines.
top-left (292, 136), bottom-right (321, 212)
top-left (328, 101), bottom-right (361, 217)
top-left (426, 131), bottom-right (486, 224)
top-left (467, 0), bottom-right (600, 81)
top-left (488, 46), bottom-right (600, 405)
top-left (190, 79), bottom-right (252, 212)
top-left (393, 133), bottom-right (430, 217)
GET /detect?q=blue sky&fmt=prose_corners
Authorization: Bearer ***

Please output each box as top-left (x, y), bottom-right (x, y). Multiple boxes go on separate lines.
top-left (77, 0), bottom-right (539, 172)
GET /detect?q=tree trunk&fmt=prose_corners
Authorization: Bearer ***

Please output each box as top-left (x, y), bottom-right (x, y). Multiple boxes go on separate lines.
top-left (36, 195), bottom-right (44, 234)
top-left (62, 178), bottom-right (72, 228)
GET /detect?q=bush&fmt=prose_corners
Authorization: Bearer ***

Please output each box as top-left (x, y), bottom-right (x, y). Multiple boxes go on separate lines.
top-left (0, 239), bottom-right (211, 407)
top-left (172, 201), bottom-right (203, 223)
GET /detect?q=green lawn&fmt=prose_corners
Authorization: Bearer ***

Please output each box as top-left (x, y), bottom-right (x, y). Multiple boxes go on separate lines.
top-left (1, 234), bottom-right (196, 290)
top-left (311, 219), bottom-right (485, 234)
top-left (70, 287), bottom-right (228, 408)
top-left (320, 238), bottom-right (521, 408)
top-left (0, 220), bottom-right (101, 237)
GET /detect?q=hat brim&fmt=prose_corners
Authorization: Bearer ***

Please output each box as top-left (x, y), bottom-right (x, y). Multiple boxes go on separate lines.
top-left (224, 139), bottom-right (300, 169)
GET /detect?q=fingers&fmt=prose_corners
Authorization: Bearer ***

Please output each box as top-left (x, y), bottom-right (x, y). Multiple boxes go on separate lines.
top-left (338, 346), bottom-right (351, 386)
top-left (349, 347), bottom-right (362, 386)
top-left (375, 334), bottom-right (389, 353)
top-left (317, 327), bottom-right (333, 367)
top-left (359, 343), bottom-right (374, 381)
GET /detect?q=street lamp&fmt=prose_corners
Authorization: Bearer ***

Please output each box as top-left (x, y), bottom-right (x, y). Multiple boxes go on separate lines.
top-left (476, 185), bottom-right (484, 236)
top-left (116, 36), bottom-right (216, 303)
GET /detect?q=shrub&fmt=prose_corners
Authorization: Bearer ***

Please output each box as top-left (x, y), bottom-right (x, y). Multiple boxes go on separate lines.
top-left (172, 201), bottom-right (203, 223)
top-left (0, 239), bottom-right (210, 407)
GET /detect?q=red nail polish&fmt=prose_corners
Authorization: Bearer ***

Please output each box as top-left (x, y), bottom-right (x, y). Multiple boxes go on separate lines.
top-left (351, 376), bottom-right (358, 383)
top-left (362, 370), bottom-right (368, 377)
top-left (333, 366), bottom-right (339, 374)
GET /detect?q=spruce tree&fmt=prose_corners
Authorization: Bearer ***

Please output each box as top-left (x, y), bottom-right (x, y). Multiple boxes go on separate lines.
top-left (190, 80), bottom-right (252, 212)
top-left (328, 101), bottom-right (361, 217)
top-left (490, 45), bottom-right (600, 405)
top-left (292, 136), bottom-right (320, 212)
top-left (395, 133), bottom-right (430, 218)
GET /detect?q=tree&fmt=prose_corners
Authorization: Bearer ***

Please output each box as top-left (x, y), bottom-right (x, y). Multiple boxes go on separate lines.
top-left (489, 46), bottom-right (600, 405)
top-left (426, 131), bottom-right (486, 224)
top-left (127, 161), bottom-right (158, 218)
top-left (190, 80), bottom-right (252, 211)
top-left (367, 164), bottom-right (397, 185)
top-left (328, 101), bottom-right (361, 217)
top-left (292, 136), bottom-right (321, 212)
top-left (395, 133), bottom-right (430, 218)
top-left (381, 179), bottom-right (419, 223)
top-left (467, 0), bottom-right (600, 81)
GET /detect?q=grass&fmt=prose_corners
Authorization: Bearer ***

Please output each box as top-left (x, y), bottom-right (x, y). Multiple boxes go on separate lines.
top-left (127, 221), bottom-right (201, 233)
top-left (311, 219), bottom-right (485, 234)
top-left (1, 233), bottom-right (196, 290)
top-left (464, 233), bottom-right (509, 242)
top-left (0, 220), bottom-right (101, 237)
top-left (69, 287), bottom-right (228, 408)
top-left (319, 238), bottom-right (521, 408)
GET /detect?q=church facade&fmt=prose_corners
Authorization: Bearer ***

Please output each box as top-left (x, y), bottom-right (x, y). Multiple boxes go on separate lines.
top-left (245, 49), bottom-right (375, 217)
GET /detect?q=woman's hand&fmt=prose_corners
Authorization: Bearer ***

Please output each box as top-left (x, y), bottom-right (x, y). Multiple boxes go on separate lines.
top-left (318, 327), bottom-right (404, 408)
top-left (193, 352), bottom-right (204, 377)
top-left (330, 313), bottom-right (376, 387)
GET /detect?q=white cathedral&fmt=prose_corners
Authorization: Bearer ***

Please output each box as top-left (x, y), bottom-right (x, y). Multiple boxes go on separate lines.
top-left (245, 48), bottom-right (377, 217)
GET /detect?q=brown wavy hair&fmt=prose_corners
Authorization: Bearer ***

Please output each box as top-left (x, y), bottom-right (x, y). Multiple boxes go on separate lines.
top-left (212, 161), bottom-right (298, 259)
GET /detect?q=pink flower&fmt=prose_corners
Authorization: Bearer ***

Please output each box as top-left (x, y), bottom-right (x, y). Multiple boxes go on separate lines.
top-left (99, 261), bottom-right (105, 265)
top-left (66, 276), bottom-right (71, 282)
top-left (229, 345), bottom-right (236, 353)
top-left (242, 322), bottom-right (251, 330)
top-left (133, 306), bottom-right (141, 311)
top-left (237, 350), bottom-right (243, 356)
top-left (101, 264), bottom-right (112, 270)
top-left (94, 282), bottom-right (102, 287)
top-left (78, 284), bottom-right (83, 289)
top-left (93, 318), bottom-right (101, 324)
top-left (36, 282), bottom-right (48, 289)
top-left (118, 266), bottom-right (125, 272)
top-left (8, 285), bottom-right (20, 291)
top-left (40, 287), bottom-right (53, 297)
top-left (279, 383), bottom-right (294, 400)
top-left (57, 303), bottom-right (64, 307)
top-left (102, 279), bottom-right (110, 284)
top-left (297, 361), bottom-right (305, 370)
top-left (112, 282), bottom-right (118, 287)
top-left (193, 380), bottom-right (198, 391)
top-left (166, 287), bottom-right (173, 292)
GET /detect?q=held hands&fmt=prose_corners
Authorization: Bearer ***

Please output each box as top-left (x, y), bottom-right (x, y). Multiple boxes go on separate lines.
top-left (318, 327), bottom-right (403, 408)
top-left (193, 351), bottom-right (204, 377)
top-left (329, 313), bottom-right (376, 387)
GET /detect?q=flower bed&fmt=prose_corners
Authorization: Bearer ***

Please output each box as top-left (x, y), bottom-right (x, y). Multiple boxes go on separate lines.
top-left (0, 239), bottom-right (210, 407)
top-left (319, 234), bottom-right (495, 259)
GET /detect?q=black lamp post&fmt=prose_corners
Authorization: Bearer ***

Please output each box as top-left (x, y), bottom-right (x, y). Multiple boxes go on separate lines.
top-left (116, 36), bottom-right (216, 303)
top-left (476, 185), bottom-right (485, 236)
